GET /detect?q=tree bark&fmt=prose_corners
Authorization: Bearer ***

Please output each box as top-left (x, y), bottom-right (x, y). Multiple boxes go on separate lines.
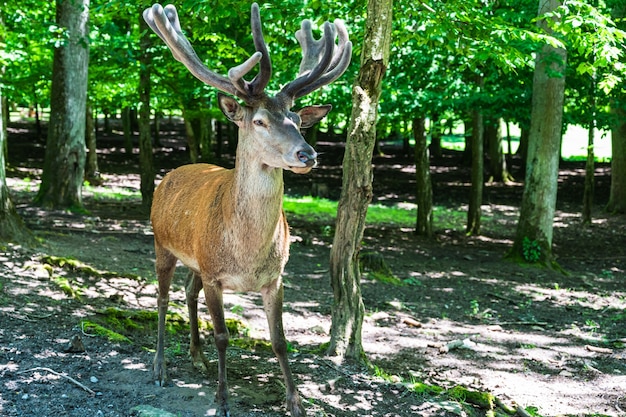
top-left (413, 116), bottom-right (432, 237)
top-left (607, 105), bottom-right (626, 213)
top-left (328, 0), bottom-right (393, 363)
top-left (34, 0), bottom-right (89, 210)
top-left (138, 17), bottom-right (154, 213)
top-left (508, 0), bottom-right (566, 267)
top-left (467, 103), bottom-right (484, 236)
top-left (0, 81), bottom-right (34, 244)
top-left (85, 103), bottom-right (101, 184)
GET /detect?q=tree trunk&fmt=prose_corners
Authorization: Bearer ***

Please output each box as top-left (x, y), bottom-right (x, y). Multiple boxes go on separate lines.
top-left (0, 79), bottom-right (34, 244)
top-left (582, 118), bottom-right (595, 223)
top-left (607, 105), bottom-right (626, 213)
top-left (122, 106), bottom-right (133, 154)
top-left (34, 0), bottom-right (89, 210)
top-left (328, 0), bottom-right (393, 363)
top-left (138, 17), bottom-right (154, 213)
top-left (467, 102), bottom-right (484, 236)
top-left (486, 117), bottom-right (514, 183)
top-left (183, 109), bottom-right (199, 163)
top-left (508, 0), bottom-right (566, 267)
top-left (413, 116), bottom-right (432, 237)
top-left (429, 113), bottom-right (442, 158)
top-left (85, 103), bottom-right (101, 184)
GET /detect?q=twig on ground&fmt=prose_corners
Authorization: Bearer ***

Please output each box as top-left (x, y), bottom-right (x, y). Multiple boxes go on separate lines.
top-left (16, 366), bottom-right (96, 396)
top-left (585, 344), bottom-right (613, 354)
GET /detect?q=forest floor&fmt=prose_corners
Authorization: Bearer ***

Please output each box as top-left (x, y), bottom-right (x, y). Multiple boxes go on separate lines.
top-left (1, 119), bottom-right (625, 417)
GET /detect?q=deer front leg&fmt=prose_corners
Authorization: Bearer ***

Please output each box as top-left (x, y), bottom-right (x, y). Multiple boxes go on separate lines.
top-left (261, 279), bottom-right (305, 417)
top-left (153, 247), bottom-right (177, 386)
top-left (185, 271), bottom-right (211, 372)
top-left (202, 280), bottom-right (230, 417)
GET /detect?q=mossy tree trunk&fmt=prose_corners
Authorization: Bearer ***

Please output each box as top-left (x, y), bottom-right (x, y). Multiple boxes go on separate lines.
top-left (34, 0), bottom-right (89, 210)
top-left (328, 0), bottom-right (393, 363)
top-left (413, 116), bottom-right (432, 237)
top-left (508, 0), bottom-right (567, 267)
top-left (138, 17), bottom-right (154, 213)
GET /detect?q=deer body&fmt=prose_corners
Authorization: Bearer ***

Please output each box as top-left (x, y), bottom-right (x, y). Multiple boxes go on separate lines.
top-left (143, 4), bottom-right (351, 416)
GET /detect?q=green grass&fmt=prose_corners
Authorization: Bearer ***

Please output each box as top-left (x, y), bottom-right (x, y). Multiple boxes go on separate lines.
top-left (283, 196), bottom-right (419, 227)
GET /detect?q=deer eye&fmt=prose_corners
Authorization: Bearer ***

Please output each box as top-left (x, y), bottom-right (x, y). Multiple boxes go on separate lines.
top-left (253, 119), bottom-right (267, 127)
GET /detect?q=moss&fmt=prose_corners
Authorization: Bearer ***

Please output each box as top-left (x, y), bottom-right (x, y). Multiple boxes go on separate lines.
top-left (409, 381), bottom-right (444, 396)
top-left (359, 251), bottom-right (403, 285)
top-left (448, 385), bottom-right (495, 409)
top-left (52, 276), bottom-right (82, 299)
top-left (82, 321), bottom-right (132, 343)
top-left (41, 255), bottom-right (142, 280)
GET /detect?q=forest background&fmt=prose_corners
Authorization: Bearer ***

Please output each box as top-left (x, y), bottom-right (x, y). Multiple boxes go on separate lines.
top-left (1, 0), bottom-right (626, 416)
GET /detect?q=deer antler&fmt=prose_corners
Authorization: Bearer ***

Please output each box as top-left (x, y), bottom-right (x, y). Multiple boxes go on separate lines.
top-left (278, 18), bottom-right (352, 102)
top-left (143, 3), bottom-right (271, 103)
top-left (144, 3), bottom-right (351, 106)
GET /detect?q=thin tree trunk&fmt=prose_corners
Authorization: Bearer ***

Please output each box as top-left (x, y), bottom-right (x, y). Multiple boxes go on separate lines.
top-left (328, 0), bottom-right (393, 363)
top-left (35, 0), bottom-right (89, 210)
top-left (508, 0), bottom-right (566, 267)
top-left (122, 106), bottom-right (133, 154)
top-left (413, 116), bottom-right (432, 237)
top-left (429, 113), bottom-right (442, 158)
top-left (138, 17), bottom-right (154, 213)
top-left (582, 118), bottom-right (595, 223)
top-left (85, 103), bottom-right (101, 184)
top-left (607, 105), bottom-right (626, 213)
top-left (467, 101), bottom-right (484, 236)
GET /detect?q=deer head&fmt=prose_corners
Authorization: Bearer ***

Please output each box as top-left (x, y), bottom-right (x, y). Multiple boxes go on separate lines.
top-left (143, 3), bottom-right (352, 174)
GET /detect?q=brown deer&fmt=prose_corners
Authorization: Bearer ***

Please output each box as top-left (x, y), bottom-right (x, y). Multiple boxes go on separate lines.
top-left (142, 3), bottom-right (351, 416)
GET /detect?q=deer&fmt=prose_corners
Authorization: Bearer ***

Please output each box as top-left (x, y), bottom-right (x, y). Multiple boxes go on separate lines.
top-left (142, 3), bottom-right (351, 417)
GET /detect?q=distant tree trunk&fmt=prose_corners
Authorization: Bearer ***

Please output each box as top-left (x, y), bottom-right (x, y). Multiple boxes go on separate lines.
top-left (413, 116), bottom-right (432, 237)
top-left (462, 117), bottom-right (472, 165)
top-left (182, 108), bottom-right (199, 163)
top-left (467, 99), bottom-right (484, 236)
top-left (607, 105), bottom-right (626, 213)
top-left (486, 118), bottom-right (514, 183)
top-left (198, 114), bottom-right (212, 163)
top-left (35, 0), bottom-right (89, 210)
top-left (138, 17), bottom-right (154, 213)
top-left (508, 0), bottom-right (566, 267)
top-left (582, 117), bottom-right (595, 223)
top-left (328, 0), bottom-right (392, 363)
top-left (122, 106), bottom-right (133, 154)
top-left (429, 113), bottom-right (442, 158)
top-left (85, 103), bottom-right (101, 184)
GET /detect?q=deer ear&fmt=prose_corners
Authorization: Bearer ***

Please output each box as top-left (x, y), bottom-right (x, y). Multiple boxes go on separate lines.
top-left (297, 104), bottom-right (332, 128)
top-left (218, 93), bottom-right (245, 122)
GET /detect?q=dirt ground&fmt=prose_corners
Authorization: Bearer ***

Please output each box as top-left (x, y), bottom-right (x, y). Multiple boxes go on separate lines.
top-left (1, 119), bottom-right (625, 417)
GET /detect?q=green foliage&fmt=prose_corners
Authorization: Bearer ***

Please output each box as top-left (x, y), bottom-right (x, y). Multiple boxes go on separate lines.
top-left (82, 320), bottom-right (132, 343)
top-left (522, 237), bottom-right (542, 263)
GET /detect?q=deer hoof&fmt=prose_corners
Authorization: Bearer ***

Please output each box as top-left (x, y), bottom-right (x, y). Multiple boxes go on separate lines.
top-left (190, 349), bottom-right (210, 373)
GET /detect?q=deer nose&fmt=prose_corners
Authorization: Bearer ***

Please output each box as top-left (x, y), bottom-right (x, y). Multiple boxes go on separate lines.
top-left (297, 149), bottom-right (317, 167)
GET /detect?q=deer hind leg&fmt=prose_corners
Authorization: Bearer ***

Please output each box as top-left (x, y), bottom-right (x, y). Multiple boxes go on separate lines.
top-left (153, 245), bottom-right (177, 386)
top-left (185, 270), bottom-right (210, 372)
top-left (202, 279), bottom-right (230, 417)
top-left (261, 279), bottom-right (305, 417)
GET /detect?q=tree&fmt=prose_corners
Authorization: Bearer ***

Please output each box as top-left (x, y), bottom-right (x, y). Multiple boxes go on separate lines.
top-left (608, 104), bottom-right (626, 213)
top-left (508, 0), bottom-right (567, 267)
top-left (138, 16), bottom-right (154, 213)
top-left (0, 80), bottom-right (35, 244)
top-left (34, 0), bottom-right (89, 209)
top-left (328, 0), bottom-right (393, 362)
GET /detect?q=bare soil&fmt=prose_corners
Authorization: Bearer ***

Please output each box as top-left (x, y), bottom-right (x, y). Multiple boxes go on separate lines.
top-left (1, 119), bottom-right (625, 417)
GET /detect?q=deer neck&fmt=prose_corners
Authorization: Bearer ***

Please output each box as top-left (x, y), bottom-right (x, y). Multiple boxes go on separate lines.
top-left (230, 143), bottom-right (285, 234)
